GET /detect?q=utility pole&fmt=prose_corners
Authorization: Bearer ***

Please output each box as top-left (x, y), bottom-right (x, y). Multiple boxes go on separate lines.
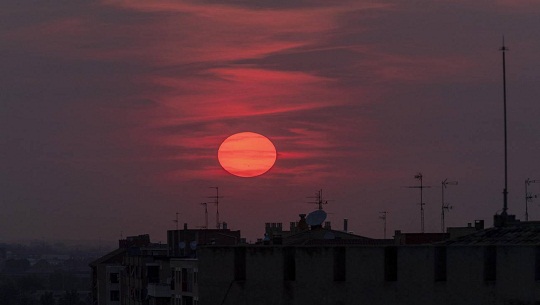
top-left (379, 211), bottom-right (388, 239)
top-left (406, 173), bottom-right (431, 233)
top-left (441, 179), bottom-right (458, 232)
top-left (525, 178), bottom-right (539, 221)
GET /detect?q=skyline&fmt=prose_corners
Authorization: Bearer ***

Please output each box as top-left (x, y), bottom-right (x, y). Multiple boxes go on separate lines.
top-left (2, 1), bottom-right (540, 243)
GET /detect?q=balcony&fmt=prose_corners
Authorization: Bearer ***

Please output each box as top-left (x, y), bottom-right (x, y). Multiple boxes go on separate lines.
top-left (147, 283), bottom-right (171, 298)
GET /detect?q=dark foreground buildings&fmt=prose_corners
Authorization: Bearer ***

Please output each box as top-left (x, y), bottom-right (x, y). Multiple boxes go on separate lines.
top-left (91, 218), bottom-right (540, 305)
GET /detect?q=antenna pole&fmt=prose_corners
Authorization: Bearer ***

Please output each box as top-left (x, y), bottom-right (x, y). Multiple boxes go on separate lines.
top-left (174, 212), bottom-right (179, 230)
top-left (500, 38), bottom-right (509, 216)
top-left (307, 189), bottom-right (329, 210)
top-left (525, 179), bottom-right (539, 221)
top-left (209, 187), bottom-right (222, 229)
top-left (379, 211), bottom-right (388, 239)
top-left (420, 174), bottom-right (424, 233)
top-left (405, 173), bottom-right (431, 233)
top-left (200, 203), bottom-right (208, 229)
top-left (441, 179), bottom-right (458, 232)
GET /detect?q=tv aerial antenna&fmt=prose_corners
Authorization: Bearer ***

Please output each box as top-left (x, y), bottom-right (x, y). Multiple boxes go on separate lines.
top-left (307, 189), bottom-right (330, 210)
top-left (208, 187), bottom-right (223, 229)
top-left (441, 179), bottom-right (458, 232)
top-left (173, 212), bottom-right (180, 230)
top-left (525, 178), bottom-right (539, 221)
top-left (379, 211), bottom-right (388, 239)
top-left (199, 202), bottom-right (208, 229)
top-left (405, 173), bottom-right (431, 233)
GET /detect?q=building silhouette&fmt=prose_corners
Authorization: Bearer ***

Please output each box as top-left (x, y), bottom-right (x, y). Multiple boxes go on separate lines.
top-left (91, 218), bottom-right (540, 305)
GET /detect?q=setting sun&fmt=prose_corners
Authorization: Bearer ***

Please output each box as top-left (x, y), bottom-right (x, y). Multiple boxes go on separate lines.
top-left (218, 132), bottom-right (277, 177)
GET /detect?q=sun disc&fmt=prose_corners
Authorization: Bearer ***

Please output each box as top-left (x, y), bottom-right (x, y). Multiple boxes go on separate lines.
top-left (218, 132), bottom-right (277, 177)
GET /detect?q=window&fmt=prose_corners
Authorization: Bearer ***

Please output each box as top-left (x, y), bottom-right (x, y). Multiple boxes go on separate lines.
top-left (283, 247), bottom-right (296, 281)
top-left (194, 271), bottom-right (198, 284)
top-left (181, 268), bottom-right (194, 292)
top-left (484, 246), bottom-right (496, 281)
top-left (234, 247), bottom-right (246, 281)
top-left (147, 265), bottom-right (159, 284)
top-left (110, 272), bottom-right (119, 284)
top-left (384, 247), bottom-right (398, 281)
top-left (434, 247), bottom-right (447, 282)
top-left (535, 246), bottom-right (540, 281)
top-left (333, 247), bottom-right (346, 281)
top-left (110, 290), bottom-right (120, 301)
top-left (182, 296), bottom-right (193, 305)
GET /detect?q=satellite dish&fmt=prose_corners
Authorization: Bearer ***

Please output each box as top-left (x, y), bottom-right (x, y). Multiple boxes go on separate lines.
top-left (179, 242), bottom-right (186, 249)
top-left (190, 241), bottom-right (197, 250)
top-left (306, 210), bottom-right (327, 226)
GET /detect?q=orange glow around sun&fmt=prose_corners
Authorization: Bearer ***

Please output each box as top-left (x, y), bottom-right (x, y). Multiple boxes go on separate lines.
top-left (218, 132), bottom-right (277, 177)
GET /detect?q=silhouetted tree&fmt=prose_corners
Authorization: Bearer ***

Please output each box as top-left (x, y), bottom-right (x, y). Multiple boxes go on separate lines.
top-left (40, 291), bottom-right (55, 305)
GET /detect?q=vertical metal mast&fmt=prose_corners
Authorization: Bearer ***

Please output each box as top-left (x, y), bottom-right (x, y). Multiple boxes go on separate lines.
top-left (500, 38), bottom-right (509, 216)
top-left (406, 173), bottom-right (430, 233)
top-left (173, 212), bottom-right (180, 230)
top-left (418, 174), bottom-right (424, 233)
top-left (200, 202), bottom-right (208, 229)
top-left (441, 179), bottom-right (458, 232)
top-left (209, 187), bottom-right (222, 229)
top-left (525, 179), bottom-right (539, 221)
top-left (379, 211), bottom-right (388, 239)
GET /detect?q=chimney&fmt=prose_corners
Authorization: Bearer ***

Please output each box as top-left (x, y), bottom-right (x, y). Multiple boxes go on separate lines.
top-left (324, 221), bottom-right (331, 229)
top-left (183, 223), bottom-right (188, 230)
top-left (474, 219), bottom-right (484, 230)
top-left (222, 222), bottom-right (228, 230)
top-left (343, 219), bottom-right (348, 232)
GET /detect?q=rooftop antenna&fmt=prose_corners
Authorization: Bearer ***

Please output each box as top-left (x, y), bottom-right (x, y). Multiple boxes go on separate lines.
top-left (441, 179), bottom-right (458, 232)
top-left (379, 211), bottom-right (388, 239)
top-left (307, 189), bottom-right (329, 210)
top-left (200, 202), bottom-right (208, 229)
top-left (405, 173), bottom-right (431, 233)
top-left (208, 187), bottom-right (223, 229)
top-left (500, 37), bottom-right (510, 218)
top-left (173, 212), bottom-right (180, 230)
top-left (525, 178), bottom-right (539, 221)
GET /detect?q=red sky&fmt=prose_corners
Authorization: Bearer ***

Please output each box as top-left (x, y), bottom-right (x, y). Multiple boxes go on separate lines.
top-left (2, 0), bottom-right (540, 243)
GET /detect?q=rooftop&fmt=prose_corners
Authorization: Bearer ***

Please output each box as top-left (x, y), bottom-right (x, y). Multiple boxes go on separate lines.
top-left (441, 221), bottom-right (540, 246)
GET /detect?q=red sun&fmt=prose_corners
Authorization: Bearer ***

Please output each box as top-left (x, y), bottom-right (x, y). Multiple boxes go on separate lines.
top-left (218, 132), bottom-right (277, 177)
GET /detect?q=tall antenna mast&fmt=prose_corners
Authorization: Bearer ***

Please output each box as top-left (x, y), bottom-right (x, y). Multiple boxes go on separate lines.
top-left (379, 211), bottom-right (388, 239)
top-left (405, 173), bottom-right (431, 233)
top-left (200, 202), bottom-right (208, 229)
top-left (525, 178), bottom-right (539, 221)
top-left (500, 37), bottom-right (509, 217)
top-left (441, 179), bottom-right (458, 232)
top-left (208, 187), bottom-right (223, 229)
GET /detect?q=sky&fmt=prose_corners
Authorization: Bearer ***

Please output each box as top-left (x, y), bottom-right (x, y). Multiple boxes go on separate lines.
top-left (2, 0), bottom-right (540, 243)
